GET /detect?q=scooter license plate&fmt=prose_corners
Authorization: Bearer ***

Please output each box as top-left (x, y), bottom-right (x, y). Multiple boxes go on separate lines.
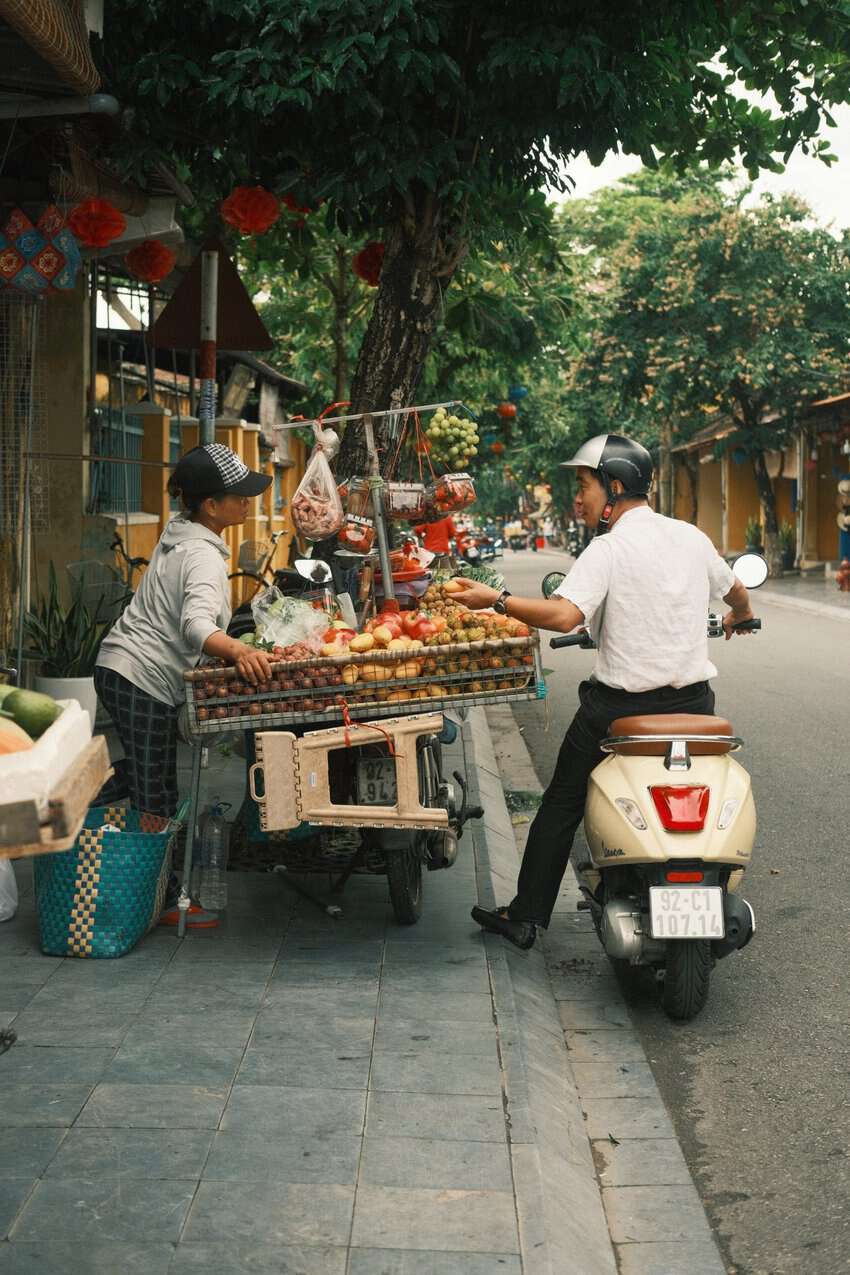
top-left (356, 757), bottom-right (398, 806)
top-left (649, 887), bottom-right (724, 940)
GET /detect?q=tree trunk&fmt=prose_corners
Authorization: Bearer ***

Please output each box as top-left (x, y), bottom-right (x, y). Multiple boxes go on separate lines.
top-left (658, 420), bottom-right (673, 516)
top-left (683, 454), bottom-right (699, 525)
top-left (752, 449), bottom-right (782, 576)
top-left (339, 191), bottom-right (466, 475)
top-left (333, 245), bottom-right (349, 404)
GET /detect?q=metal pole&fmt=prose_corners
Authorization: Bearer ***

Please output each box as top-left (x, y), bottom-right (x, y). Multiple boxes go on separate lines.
top-left (15, 302), bottom-right (39, 683)
top-left (177, 741), bottom-right (204, 938)
top-left (117, 347), bottom-right (130, 558)
top-left (363, 413), bottom-right (395, 602)
top-left (198, 250), bottom-right (218, 445)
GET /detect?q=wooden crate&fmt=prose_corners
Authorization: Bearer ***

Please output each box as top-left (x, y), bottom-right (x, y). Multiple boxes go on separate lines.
top-left (0, 736), bottom-right (112, 860)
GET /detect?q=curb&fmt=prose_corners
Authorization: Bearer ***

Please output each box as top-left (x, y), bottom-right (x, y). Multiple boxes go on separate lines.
top-left (461, 707), bottom-right (617, 1275)
top-left (759, 588), bottom-right (850, 622)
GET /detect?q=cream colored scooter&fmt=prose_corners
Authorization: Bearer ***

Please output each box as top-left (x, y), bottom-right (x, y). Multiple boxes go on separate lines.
top-left (544, 553), bottom-right (767, 1020)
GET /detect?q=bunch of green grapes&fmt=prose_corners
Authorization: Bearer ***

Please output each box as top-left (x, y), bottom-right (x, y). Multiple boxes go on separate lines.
top-left (426, 409), bottom-right (480, 468)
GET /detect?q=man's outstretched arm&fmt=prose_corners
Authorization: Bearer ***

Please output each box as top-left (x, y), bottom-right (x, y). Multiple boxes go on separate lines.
top-left (449, 580), bottom-right (584, 634)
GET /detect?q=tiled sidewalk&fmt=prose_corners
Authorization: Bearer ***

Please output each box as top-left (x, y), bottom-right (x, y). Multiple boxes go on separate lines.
top-left (0, 733), bottom-right (525, 1274)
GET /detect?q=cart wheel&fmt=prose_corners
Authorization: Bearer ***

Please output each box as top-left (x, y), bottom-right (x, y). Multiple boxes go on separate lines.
top-left (387, 840), bottom-right (424, 925)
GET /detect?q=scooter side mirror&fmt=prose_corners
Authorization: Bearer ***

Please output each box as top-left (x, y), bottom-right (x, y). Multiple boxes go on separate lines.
top-left (293, 558), bottom-right (333, 584)
top-left (732, 553), bottom-right (768, 590)
top-left (542, 571), bottom-right (566, 599)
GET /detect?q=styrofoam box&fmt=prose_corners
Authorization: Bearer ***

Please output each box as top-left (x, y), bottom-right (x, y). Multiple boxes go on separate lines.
top-left (0, 701), bottom-right (94, 820)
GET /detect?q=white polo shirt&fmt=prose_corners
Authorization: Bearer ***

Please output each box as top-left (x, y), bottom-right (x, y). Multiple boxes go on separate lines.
top-left (554, 507), bottom-right (735, 692)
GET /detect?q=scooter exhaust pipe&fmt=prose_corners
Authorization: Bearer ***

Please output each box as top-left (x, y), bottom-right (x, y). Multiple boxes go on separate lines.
top-left (712, 895), bottom-right (756, 958)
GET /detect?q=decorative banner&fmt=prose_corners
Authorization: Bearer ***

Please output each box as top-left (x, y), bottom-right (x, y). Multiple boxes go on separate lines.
top-left (68, 198), bottom-right (127, 248)
top-left (126, 238), bottom-right (176, 284)
top-left (0, 206), bottom-right (82, 293)
top-left (352, 242), bottom-right (385, 286)
top-left (221, 185), bottom-right (280, 235)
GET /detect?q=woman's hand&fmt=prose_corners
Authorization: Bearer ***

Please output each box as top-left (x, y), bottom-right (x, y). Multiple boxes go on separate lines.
top-left (448, 580), bottom-right (500, 611)
top-left (232, 643), bottom-right (272, 684)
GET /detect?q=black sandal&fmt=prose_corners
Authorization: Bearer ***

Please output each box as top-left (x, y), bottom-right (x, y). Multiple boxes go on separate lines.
top-left (471, 906), bottom-right (537, 950)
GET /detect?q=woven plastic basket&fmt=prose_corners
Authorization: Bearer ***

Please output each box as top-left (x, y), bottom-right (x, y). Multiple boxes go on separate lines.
top-left (33, 805), bottom-right (178, 959)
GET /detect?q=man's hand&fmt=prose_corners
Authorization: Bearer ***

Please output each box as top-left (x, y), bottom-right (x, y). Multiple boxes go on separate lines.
top-left (232, 643), bottom-right (272, 683)
top-left (722, 608), bottom-right (756, 641)
top-left (449, 580), bottom-right (500, 611)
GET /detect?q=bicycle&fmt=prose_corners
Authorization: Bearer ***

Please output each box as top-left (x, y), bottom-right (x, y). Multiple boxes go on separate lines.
top-left (227, 529), bottom-right (288, 603)
top-left (111, 531), bottom-right (150, 588)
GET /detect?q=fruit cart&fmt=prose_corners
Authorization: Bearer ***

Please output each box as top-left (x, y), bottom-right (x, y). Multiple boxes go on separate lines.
top-left (175, 406), bottom-right (547, 935)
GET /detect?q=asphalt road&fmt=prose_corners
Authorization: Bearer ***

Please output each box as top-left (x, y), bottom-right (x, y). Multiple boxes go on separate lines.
top-left (501, 546), bottom-right (850, 1275)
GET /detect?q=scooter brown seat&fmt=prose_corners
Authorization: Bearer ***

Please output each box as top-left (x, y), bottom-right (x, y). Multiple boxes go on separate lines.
top-left (606, 714), bottom-right (735, 756)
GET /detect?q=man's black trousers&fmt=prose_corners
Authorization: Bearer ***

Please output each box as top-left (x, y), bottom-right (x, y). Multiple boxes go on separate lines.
top-left (509, 677), bottom-right (716, 927)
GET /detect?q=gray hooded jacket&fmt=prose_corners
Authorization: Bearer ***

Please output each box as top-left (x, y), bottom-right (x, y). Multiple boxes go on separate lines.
top-left (97, 518), bottom-right (232, 706)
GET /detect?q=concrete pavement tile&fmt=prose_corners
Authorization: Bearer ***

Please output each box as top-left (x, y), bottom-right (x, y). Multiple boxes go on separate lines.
top-left (603, 1184), bottom-right (714, 1245)
top-left (382, 943), bottom-right (486, 969)
top-left (571, 1061), bottom-right (658, 1100)
top-left (547, 970), bottom-right (622, 1003)
top-left (261, 983), bottom-right (379, 1016)
top-left (276, 941), bottom-right (383, 964)
top-left (250, 1012), bottom-right (374, 1052)
top-left (131, 1008), bottom-right (257, 1043)
top-left (373, 1018), bottom-right (497, 1056)
top-left (8, 1009), bottom-right (136, 1047)
top-left (380, 967), bottom-right (492, 993)
top-left (359, 1135), bottom-right (512, 1191)
top-left (0, 957), bottom-right (62, 984)
top-left (159, 961), bottom-right (276, 987)
top-left (11, 1177), bottom-right (194, 1242)
top-left (169, 935), bottom-right (284, 963)
top-left (43, 1128), bottom-right (213, 1180)
top-left (0, 1046), bottom-right (113, 1085)
top-left (237, 1045), bottom-right (371, 1091)
top-left (270, 961), bottom-right (380, 986)
top-left (0, 1241), bottom-right (174, 1273)
top-left (0, 1182), bottom-right (35, 1238)
top-left (557, 1001), bottom-right (631, 1030)
top-left (222, 1084), bottom-right (366, 1137)
top-left (0, 1129), bottom-right (64, 1179)
top-left (0, 1013), bottom-right (15, 1029)
top-left (384, 919), bottom-right (483, 945)
top-left (0, 984), bottom-right (47, 1012)
top-left (202, 1130), bottom-right (361, 1185)
top-left (143, 985), bottom-right (266, 1015)
top-left (168, 1243), bottom-right (347, 1274)
top-left (348, 1249), bottom-right (522, 1275)
top-left (592, 1138), bottom-right (692, 1188)
top-left (351, 1185), bottom-right (519, 1254)
top-left (0, 1084), bottom-right (92, 1127)
top-left (102, 1031), bottom-right (243, 1087)
top-left (76, 1083), bottom-right (229, 1129)
top-left (378, 990), bottom-right (493, 1024)
top-left (369, 1050), bottom-right (503, 1097)
top-left (367, 1092), bottom-right (505, 1143)
top-left (582, 1098), bottom-right (676, 1141)
top-left (564, 1030), bottom-right (647, 1064)
top-left (616, 1238), bottom-right (726, 1275)
top-left (183, 1181), bottom-right (355, 1247)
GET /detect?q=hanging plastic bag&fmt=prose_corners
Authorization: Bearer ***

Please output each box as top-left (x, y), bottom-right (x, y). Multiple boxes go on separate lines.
top-left (251, 586), bottom-right (329, 652)
top-left (0, 859), bottom-right (18, 923)
top-left (291, 425), bottom-right (345, 541)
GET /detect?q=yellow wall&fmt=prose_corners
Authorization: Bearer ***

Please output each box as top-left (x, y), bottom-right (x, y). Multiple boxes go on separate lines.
top-left (697, 458), bottom-right (723, 550)
top-left (673, 461), bottom-right (693, 522)
top-left (724, 457), bottom-right (760, 552)
top-left (815, 441), bottom-right (839, 562)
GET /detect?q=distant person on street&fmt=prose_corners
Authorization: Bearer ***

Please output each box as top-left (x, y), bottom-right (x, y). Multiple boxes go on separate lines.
top-left (452, 434), bottom-right (756, 950)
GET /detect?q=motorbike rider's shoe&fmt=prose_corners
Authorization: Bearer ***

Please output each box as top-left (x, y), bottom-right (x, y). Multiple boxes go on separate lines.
top-left (471, 905), bottom-right (537, 950)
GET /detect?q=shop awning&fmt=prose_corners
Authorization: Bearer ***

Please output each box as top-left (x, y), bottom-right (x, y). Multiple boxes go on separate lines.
top-left (0, 0), bottom-right (99, 96)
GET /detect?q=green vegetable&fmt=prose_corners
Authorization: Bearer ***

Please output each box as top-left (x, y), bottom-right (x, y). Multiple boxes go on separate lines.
top-left (240, 633), bottom-right (257, 645)
top-left (4, 688), bottom-right (62, 739)
top-left (0, 685), bottom-right (15, 707)
top-left (455, 564), bottom-right (505, 590)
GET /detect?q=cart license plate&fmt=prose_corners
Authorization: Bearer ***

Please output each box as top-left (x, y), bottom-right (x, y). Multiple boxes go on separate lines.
top-left (649, 887), bottom-right (724, 940)
top-left (356, 758), bottom-right (398, 806)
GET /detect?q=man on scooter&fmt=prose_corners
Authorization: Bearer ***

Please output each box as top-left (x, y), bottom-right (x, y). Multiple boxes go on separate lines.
top-left (451, 433), bottom-right (756, 950)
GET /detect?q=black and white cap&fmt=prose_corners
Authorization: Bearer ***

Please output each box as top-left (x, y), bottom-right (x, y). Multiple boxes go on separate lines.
top-left (560, 433), bottom-right (653, 498)
top-left (171, 443), bottom-right (272, 498)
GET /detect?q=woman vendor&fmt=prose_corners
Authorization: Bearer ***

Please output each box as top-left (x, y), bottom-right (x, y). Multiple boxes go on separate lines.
top-left (95, 443), bottom-right (272, 919)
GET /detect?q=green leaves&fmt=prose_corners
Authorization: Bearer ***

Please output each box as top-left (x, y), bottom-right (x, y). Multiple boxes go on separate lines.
top-left (23, 564), bottom-right (125, 680)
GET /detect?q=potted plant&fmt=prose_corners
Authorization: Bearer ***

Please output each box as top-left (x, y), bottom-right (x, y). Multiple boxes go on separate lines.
top-left (778, 520), bottom-right (796, 571)
top-left (743, 516), bottom-right (763, 553)
top-left (23, 564), bottom-right (122, 726)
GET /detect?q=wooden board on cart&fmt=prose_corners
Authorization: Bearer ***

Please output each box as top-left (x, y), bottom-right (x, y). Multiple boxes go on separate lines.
top-left (251, 714), bottom-right (450, 832)
top-left (0, 735), bottom-right (112, 860)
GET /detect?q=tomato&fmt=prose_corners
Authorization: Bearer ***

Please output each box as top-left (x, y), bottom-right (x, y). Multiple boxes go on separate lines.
top-left (415, 619), bottom-right (437, 639)
top-left (402, 612), bottom-right (421, 637)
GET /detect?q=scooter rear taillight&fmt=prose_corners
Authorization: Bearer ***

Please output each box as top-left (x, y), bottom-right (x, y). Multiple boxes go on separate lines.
top-left (650, 785), bottom-right (710, 832)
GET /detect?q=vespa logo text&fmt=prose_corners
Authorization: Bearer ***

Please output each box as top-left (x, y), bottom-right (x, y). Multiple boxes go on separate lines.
top-left (602, 844), bottom-right (626, 859)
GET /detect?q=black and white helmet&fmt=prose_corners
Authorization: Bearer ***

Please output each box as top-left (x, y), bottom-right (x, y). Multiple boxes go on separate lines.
top-left (561, 433), bottom-right (653, 498)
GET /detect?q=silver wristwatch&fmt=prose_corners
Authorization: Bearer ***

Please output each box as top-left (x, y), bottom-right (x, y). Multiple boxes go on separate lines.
top-left (493, 588), bottom-right (511, 615)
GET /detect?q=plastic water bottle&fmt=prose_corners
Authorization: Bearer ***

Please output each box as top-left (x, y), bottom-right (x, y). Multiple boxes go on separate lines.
top-left (199, 802), bottom-right (230, 912)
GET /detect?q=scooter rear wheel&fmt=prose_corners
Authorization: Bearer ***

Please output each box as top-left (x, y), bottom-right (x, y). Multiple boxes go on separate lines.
top-left (661, 940), bottom-right (713, 1021)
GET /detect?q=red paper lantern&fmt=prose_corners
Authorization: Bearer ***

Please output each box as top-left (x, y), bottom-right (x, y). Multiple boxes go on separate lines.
top-left (352, 242), bottom-right (385, 287)
top-left (125, 239), bottom-right (176, 284)
top-left (221, 185), bottom-right (280, 235)
top-left (497, 402), bottom-right (517, 419)
top-left (282, 192), bottom-right (313, 215)
top-left (491, 441), bottom-right (506, 455)
top-left (68, 198), bottom-right (127, 249)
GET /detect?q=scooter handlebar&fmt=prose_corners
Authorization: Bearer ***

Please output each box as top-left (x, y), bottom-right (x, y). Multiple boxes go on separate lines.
top-left (732, 617), bottom-right (761, 631)
top-left (550, 633), bottom-right (596, 650)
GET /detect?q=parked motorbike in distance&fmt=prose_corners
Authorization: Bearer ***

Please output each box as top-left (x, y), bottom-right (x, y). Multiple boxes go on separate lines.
top-left (542, 553), bottom-right (768, 1020)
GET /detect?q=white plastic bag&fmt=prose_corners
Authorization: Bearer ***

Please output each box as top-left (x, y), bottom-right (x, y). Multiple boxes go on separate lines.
top-left (0, 859), bottom-right (18, 923)
top-left (291, 429), bottom-right (345, 541)
top-left (250, 587), bottom-right (329, 652)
